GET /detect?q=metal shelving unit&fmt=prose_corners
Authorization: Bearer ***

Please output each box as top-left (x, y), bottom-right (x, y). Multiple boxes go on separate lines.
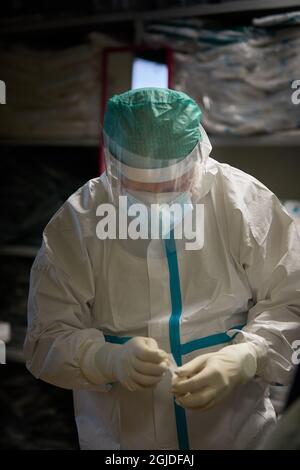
top-left (211, 132), bottom-right (300, 147)
top-left (0, 245), bottom-right (36, 362)
top-left (0, 245), bottom-right (38, 258)
top-left (0, 137), bottom-right (99, 148)
top-left (0, 1), bottom-right (300, 35)
top-left (1, 131), bottom-right (300, 149)
top-left (6, 345), bottom-right (26, 364)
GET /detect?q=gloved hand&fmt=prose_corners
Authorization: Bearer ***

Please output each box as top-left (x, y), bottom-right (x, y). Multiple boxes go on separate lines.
top-left (81, 336), bottom-right (170, 391)
top-left (170, 343), bottom-right (258, 410)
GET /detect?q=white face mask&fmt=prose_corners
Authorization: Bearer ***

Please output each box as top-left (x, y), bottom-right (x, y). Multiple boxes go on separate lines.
top-left (126, 190), bottom-right (183, 206)
top-left (122, 189), bottom-right (193, 238)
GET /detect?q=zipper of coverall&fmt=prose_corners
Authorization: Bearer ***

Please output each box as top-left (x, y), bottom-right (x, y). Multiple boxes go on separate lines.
top-left (165, 230), bottom-right (190, 451)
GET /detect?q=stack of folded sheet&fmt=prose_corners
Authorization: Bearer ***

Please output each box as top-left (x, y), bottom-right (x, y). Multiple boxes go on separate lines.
top-left (145, 12), bottom-right (300, 135)
top-left (0, 32), bottom-right (121, 140)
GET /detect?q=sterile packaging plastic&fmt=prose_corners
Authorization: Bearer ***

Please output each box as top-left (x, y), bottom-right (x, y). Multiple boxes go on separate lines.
top-left (0, 33), bottom-right (121, 140)
top-left (145, 16), bottom-right (300, 135)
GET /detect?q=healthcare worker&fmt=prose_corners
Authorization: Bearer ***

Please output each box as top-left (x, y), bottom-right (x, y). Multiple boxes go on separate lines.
top-left (25, 88), bottom-right (300, 450)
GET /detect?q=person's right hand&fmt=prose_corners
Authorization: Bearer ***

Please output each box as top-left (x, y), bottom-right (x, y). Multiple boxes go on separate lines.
top-left (95, 337), bottom-right (170, 391)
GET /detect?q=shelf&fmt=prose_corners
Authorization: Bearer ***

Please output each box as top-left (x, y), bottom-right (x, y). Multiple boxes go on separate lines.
top-left (0, 245), bottom-right (38, 258)
top-left (5, 326), bottom-right (27, 364)
top-left (141, 0), bottom-right (300, 21)
top-left (1, 131), bottom-right (300, 148)
top-left (0, 0), bottom-right (300, 35)
top-left (6, 345), bottom-right (26, 364)
top-left (0, 137), bottom-right (99, 148)
top-left (211, 132), bottom-right (300, 147)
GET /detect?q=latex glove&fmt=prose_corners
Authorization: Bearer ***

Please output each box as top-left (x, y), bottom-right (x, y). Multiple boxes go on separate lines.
top-left (170, 343), bottom-right (258, 410)
top-left (93, 337), bottom-right (170, 391)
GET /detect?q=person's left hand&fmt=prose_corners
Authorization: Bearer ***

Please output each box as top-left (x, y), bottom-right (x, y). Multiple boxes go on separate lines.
top-left (170, 343), bottom-right (257, 411)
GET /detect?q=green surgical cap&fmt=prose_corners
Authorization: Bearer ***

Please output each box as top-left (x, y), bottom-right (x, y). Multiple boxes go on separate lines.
top-left (103, 87), bottom-right (202, 169)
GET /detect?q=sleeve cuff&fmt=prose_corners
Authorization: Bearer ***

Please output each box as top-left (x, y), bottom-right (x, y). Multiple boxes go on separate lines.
top-left (227, 328), bottom-right (269, 376)
top-left (79, 340), bottom-right (111, 388)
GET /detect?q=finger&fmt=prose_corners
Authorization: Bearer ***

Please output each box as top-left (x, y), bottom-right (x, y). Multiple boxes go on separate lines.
top-left (130, 368), bottom-right (163, 387)
top-left (144, 337), bottom-right (159, 349)
top-left (176, 354), bottom-right (210, 377)
top-left (132, 357), bottom-right (169, 376)
top-left (171, 367), bottom-right (215, 395)
top-left (124, 378), bottom-right (146, 392)
top-left (170, 374), bottom-right (188, 392)
top-left (135, 345), bottom-right (169, 364)
top-left (175, 388), bottom-right (216, 409)
top-left (171, 373), bottom-right (185, 386)
top-left (196, 398), bottom-right (218, 412)
top-left (143, 338), bottom-right (169, 360)
top-left (125, 377), bottom-right (154, 391)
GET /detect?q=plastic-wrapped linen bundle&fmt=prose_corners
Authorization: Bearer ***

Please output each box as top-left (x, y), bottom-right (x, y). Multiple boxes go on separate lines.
top-left (253, 11), bottom-right (300, 28)
top-left (0, 32), bottom-right (121, 140)
top-left (145, 17), bottom-right (300, 135)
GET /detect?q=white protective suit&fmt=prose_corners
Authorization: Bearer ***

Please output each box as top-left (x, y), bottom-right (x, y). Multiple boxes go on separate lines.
top-left (25, 135), bottom-right (300, 450)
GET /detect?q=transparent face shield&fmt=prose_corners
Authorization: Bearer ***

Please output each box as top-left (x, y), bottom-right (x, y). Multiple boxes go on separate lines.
top-left (99, 124), bottom-right (212, 256)
top-left (103, 124), bottom-right (212, 207)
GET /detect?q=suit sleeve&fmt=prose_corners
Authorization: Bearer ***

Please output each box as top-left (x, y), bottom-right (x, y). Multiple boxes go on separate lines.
top-left (225, 172), bottom-right (300, 385)
top-left (24, 203), bottom-right (109, 390)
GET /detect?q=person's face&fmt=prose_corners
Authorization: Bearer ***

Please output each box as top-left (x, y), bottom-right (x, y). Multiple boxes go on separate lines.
top-left (121, 169), bottom-right (194, 193)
